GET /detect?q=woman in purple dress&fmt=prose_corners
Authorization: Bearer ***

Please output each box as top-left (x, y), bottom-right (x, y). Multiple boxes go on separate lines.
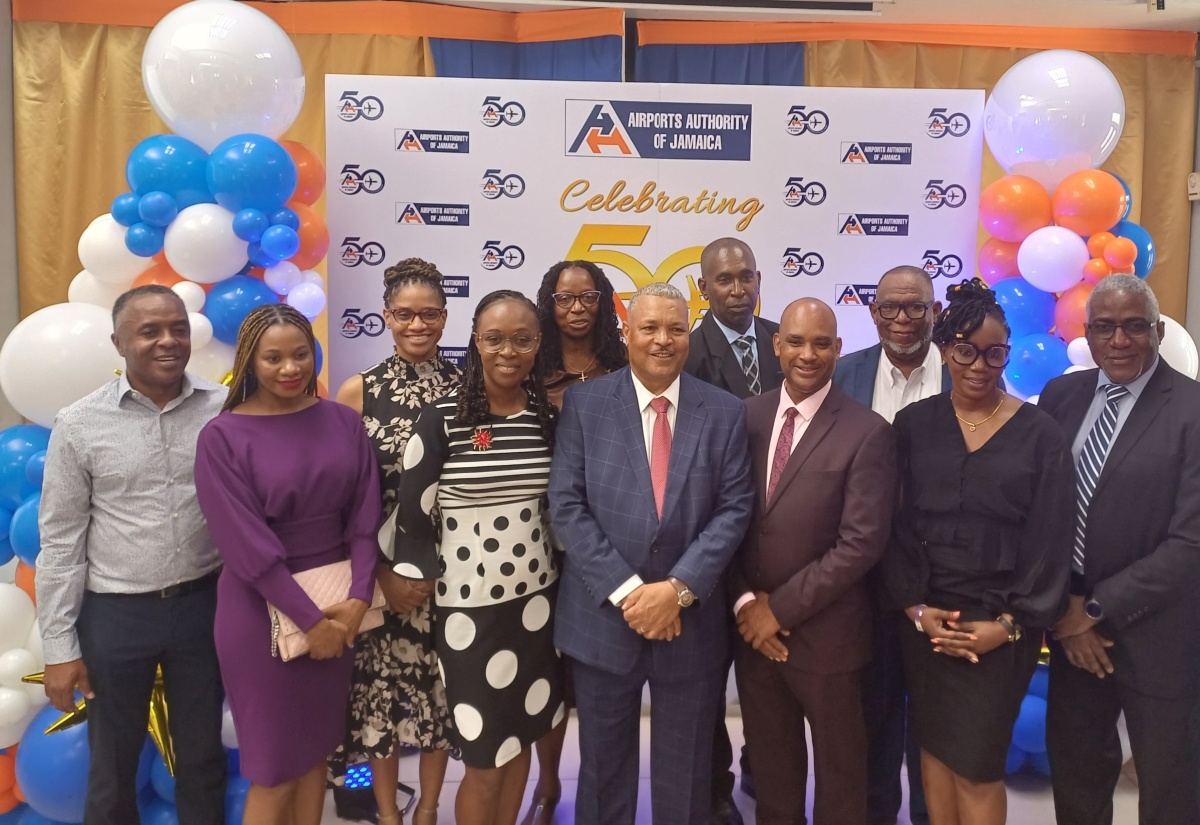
top-left (195, 304), bottom-right (380, 825)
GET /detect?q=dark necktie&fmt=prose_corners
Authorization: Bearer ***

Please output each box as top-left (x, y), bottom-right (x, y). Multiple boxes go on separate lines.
top-left (767, 407), bottom-right (799, 501)
top-left (1073, 383), bottom-right (1130, 573)
top-left (733, 336), bottom-right (761, 395)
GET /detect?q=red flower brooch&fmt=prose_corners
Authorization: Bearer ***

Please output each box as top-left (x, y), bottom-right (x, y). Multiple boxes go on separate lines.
top-left (471, 427), bottom-right (493, 451)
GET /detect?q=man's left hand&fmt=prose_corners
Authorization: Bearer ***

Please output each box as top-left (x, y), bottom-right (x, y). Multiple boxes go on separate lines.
top-left (622, 581), bottom-right (681, 637)
top-left (736, 591), bottom-right (790, 662)
top-left (1053, 595), bottom-right (1098, 640)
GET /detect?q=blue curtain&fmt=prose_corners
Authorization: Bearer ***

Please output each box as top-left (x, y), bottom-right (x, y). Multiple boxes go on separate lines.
top-left (635, 43), bottom-right (804, 86)
top-left (430, 36), bottom-right (623, 81)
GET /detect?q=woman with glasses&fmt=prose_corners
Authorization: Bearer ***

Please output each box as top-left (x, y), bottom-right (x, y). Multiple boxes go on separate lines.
top-left (884, 277), bottom-right (1073, 825)
top-left (519, 261), bottom-right (628, 825)
top-left (334, 259), bottom-right (460, 825)
top-left (392, 290), bottom-right (563, 825)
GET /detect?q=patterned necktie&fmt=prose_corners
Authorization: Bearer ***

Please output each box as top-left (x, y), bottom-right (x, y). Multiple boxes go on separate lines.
top-left (767, 407), bottom-right (799, 501)
top-left (649, 397), bottom-right (672, 517)
top-left (1073, 383), bottom-right (1131, 573)
top-left (733, 335), bottom-right (761, 395)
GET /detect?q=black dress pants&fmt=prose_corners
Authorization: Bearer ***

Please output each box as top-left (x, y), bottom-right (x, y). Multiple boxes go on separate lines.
top-left (77, 581), bottom-right (226, 825)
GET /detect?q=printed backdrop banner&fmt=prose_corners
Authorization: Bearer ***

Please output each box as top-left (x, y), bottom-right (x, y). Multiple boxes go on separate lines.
top-left (325, 76), bottom-right (984, 387)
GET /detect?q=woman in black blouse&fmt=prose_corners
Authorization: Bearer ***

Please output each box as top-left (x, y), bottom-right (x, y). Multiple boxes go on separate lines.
top-left (885, 278), bottom-right (1073, 825)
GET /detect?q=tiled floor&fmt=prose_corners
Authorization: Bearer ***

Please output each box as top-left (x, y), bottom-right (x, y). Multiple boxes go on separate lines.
top-left (322, 713), bottom-right (1141, 824)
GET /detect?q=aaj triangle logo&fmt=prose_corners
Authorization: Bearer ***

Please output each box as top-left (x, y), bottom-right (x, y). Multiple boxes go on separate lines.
top-left (841, 142), bottom-right (868, 163)
top-left (839, 214), bottom-right (865, 235)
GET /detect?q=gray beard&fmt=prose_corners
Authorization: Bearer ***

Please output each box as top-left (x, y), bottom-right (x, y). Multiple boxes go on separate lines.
top-left (883, 338), bottom-right (927, 357)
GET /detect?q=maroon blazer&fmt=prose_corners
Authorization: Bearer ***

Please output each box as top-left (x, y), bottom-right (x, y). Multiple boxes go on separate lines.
top-left (731, 383), bottom-right (897, 675)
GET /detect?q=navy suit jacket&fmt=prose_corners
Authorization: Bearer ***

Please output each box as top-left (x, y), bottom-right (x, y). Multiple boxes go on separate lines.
top-left (549, 367), bottom-right (755, 676)
top-left (833, 342), bottom-right (955, 408)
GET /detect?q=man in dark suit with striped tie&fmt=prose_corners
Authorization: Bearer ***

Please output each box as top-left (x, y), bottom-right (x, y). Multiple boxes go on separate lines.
top-left (1039, 275), bottom-right (1200, 825)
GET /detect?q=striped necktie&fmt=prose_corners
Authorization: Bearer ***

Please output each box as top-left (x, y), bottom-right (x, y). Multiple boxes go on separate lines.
top-left (733, 335), bottom-right (760, 395)
top-left (1073, 383), bottom-right (1130, 573)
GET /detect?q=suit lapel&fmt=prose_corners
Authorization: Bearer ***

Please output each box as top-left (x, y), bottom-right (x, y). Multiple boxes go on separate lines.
top-left (1058, 372), bottom-right (1099, 455)
top-left (658, 376), bottom-right (707, 528)
top-left (701, 314), bottom-right (752, 398)
top-left (1093, 365), bottom-right (1171, 498)
top-left (611, 371), bottom-right (656, 508)
top-left (764, 386), bottom-right (841, 515)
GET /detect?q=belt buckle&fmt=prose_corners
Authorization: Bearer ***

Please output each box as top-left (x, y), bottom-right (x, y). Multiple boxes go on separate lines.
top-left (158, 582), bottom-right (182, 599)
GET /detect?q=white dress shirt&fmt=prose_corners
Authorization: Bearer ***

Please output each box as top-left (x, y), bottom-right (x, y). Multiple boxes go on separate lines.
top-left (733, 381), bottom-right (832, 616)
top-left (1070, 358), bottom-right (1159, 464)
top-left (871, 344), bottom-right (942, 424)
top-left (608, 371), bottom-right (682, 606)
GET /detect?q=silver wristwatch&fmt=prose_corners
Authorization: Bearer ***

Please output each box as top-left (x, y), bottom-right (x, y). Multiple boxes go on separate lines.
top-left (668, 576), bottom-right (695, 608)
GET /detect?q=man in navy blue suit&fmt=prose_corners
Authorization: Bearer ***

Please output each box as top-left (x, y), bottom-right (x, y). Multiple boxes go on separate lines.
top-left (833, 265), bottom-right (946, 825)
top-left (550, 282), bottom-right (755, 825)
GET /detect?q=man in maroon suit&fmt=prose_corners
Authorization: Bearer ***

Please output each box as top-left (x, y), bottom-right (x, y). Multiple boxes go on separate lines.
top-left (731, 298), bottom-right (897, 824)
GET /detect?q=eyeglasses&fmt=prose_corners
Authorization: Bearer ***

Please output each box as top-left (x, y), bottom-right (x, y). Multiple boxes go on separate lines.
top-left (874, 301), bottom-right (934, 320)
top-left (475, 332), bottom-right (539, 354)
top-left (947, 341), bottom-right (1011, 369)
top-left (1085, 319), bottom-right (1154, 340)
top-left (385, 307), bottom-right (445, 325)
top-left (551, 291), bottom-right (601, 309)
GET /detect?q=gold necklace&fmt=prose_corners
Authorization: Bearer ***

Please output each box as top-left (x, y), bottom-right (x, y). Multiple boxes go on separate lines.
top-left (952, 391), bottom-right (1006, 432)
top-left (563, 354), bottom-right (598, 382)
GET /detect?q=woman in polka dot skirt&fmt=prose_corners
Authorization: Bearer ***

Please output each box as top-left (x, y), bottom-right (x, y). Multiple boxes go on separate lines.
top-left (393, 290), bottom-right (563, 825)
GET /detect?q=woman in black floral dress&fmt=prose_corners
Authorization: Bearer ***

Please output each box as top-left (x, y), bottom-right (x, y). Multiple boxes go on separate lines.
top-left (335, 258), bottom-right (461, 825)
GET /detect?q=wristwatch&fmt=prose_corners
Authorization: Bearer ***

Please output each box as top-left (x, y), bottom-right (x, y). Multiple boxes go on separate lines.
top-left (667, 577), bottom-right (695, 608)
top-left (1084, 597), bottom-right (1104, 621)
top-left (996, 614), bottom-right (1022, 644)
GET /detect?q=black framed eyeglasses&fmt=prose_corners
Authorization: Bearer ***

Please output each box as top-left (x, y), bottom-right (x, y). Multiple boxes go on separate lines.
top-left (874, 301), bottom-right (934, 320)
top-left (948, 341), bottom-right (1011, 369)
top-left (551, 290), bottom-right (602, 309)
top-left (1085, 319), bottom-right (1154, 340)
top-left (385, 307), bottom-right (445, 325)
top-left (475, 332), bottom-right (539, 354)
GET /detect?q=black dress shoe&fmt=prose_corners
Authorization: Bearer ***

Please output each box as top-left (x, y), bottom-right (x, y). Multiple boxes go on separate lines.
top-left (712, 795), bottom-right (745, 825)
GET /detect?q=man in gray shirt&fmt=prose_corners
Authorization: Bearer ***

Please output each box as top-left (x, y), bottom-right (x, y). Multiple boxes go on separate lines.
top-left (37, 285), bottom-right (228, 825)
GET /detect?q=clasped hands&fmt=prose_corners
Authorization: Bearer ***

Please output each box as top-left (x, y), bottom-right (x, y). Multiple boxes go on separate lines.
top-left (908, 605), bottom-right (1008, 664)
top-left (736, 592), bottom-right (789, 663)
top-left (305, 598), bottom-right (370, 660)
top-left (1052, 594), bottom-right (1114, 679)
top-left (621, 581), bottom-right (682, 641)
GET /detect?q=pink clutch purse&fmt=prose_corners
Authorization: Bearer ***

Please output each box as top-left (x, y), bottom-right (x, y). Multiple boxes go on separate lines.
top-left (268, 560), bottom-right (386, 661)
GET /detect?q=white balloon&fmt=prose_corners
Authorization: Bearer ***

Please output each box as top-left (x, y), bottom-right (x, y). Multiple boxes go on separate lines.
top-left (188, 312), bottom-right (214, 350)
top-left (78, 214), bottom-right (154, 284)
top-left (164, 204), bottom-right (249, 284)
top-left (0, 303), bottom-right (124, 428)
top-left (263, 262), bottom-right (302, 296)
top-left (172, 280), bottom-right (207, 313)
top-left (221, 704), bottom-right (239, 749)
top-left (1017, 226), bottom-right (1088, 294)
top-left (300, 269), bottom-right (324, 288)
top-left (0, 686), bottom-right (30, 727)
top-left (1027, 394), bottom-right (1041, 405)
top-left (0, 585), bottom-right (34, 657)
top-left (0, 650), bottom-right (37, 689)
top-left (187, 340), bottom-right (236, 384)
top-left (984, 50), bottom-right (1125, 193)
top-left (68, 269), bottom-right (134, 310)
top-left (1067, 337), bottom-right (1097, 368)
top-left (142, 0), bottom-right (306, 152)
top-left (287, 282), bottom-right (326, 320)
top-left (0, 559), bottom-right (15, 585)
top-left (1159, 315), bottom-right (1199, 379)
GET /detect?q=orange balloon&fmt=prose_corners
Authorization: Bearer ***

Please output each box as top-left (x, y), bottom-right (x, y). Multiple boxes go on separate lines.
top-left (14, 561), bottom-right (35, 605)
top-left (288, 202), bottom-right (330, 270)
top-left (1082, 257), bottom-right (1112, 285)
top-left (1086, 231), bottom-right (1116, 259)
top-left (1055, 281), bottom-right (1095, 341)
top-left (0, 791), bottom-right (17, 814)
top-left (12, 783), bottom-right (22, 803)
top-left (245, 267), bottom-right (266, 280)
top-left (132, 262), bottom-right (184, 289)
top-left (316, 379), bottom-right (329, 399)
top-left (0, 752), bottom-right (14, 792)
top-left (1112, 265), bottom-right (1135, 275)
top-left (1051, 170), bottom-right (1127, 236)
top-left (281, 140), bottom-right (326, 206)
top-left (978, 175), bottom-right (1053, 243)
top-left (977, 237), bottom-right (1021, 283)
top-left (1103, 237), bottom-right (1138, 269)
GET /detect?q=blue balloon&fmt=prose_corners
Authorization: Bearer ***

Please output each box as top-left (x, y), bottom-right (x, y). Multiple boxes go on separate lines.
top-left (1112, 174), bottom-right (1133, 221)
top-left (232, 209), bottom-right (269, 244)
top-left (138, 797), bottom-right (179, 825)
top-left (0, 804), bottom-right (26, 824)
top-left (137, 192), bottom-right (179, 229)
top-left (9, 494), bottom-right (40, 566)
top-left (150, 755), bottom-right (176, 803)
top-left (314, 338), bottom-right (323, 376)
top-left (0, 538), bottom-right (13, 567)
top-left (225, 747), bottom-right (240, 777)
top-left (24, 452), bottom-right (45, 489)
top-left (1027, 662), bottom-right (1049, 700)
top-left (111, 192), bottom-right (140, 227)
top-left (225, 775), bottom-right (250, 825)
top-left (16, 809), bottom-right (71, 825)
top-left (16, 701), bottom-right (91, 823)
top-left (1111, 220), bottom-right (1155, 279)
top-left (0, 425), bottom-right (51, 510)
top-left (1026, 749), bottom-right (1052, 777)
top-left (991, 278), bottom-right (1056, 340)
top-left (126, 135), bottom-right (213, 209)
top-left (0, 505), bottom-right (11, 544)
top-left (204, 276), bottom-right (279, 346)
top-left (136, 738), bottom-right (156, 791)
top-left (268, 208), bottom-right (300, 231)
top-left (1005, 743), bottom-right (1027, 774)
top-left (1011, 694), bottom-right (1048, 754)
top-left (206, 135), bottom-right (297, 214)
top-left (245, 242), bottom-right (277, 270)
top-left (1006, 334), bottom-right (1071, 399)
top-left (126, 223), bottom-right (165, 258)
top-left (259, 226), bottom-right (300, 263)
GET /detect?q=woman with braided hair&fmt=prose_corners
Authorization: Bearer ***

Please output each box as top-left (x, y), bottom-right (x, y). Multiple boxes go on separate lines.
top-left (333, 258), bottom-right (460, 825)
top-left (392, 290), bottom-right (563, 825)
top-left (194, 304), bottom-right (381, 825)
top-left (884, 277), bottom-right (1073, 825)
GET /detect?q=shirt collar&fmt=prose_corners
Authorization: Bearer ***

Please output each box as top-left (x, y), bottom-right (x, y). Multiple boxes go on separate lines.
top-left (116, 372), bottom-right (223, 409)
top-left (882, 343), bottom-right (939, 388)
top-left (1098, 356), bottom-right (1159, 401)
top-left (630, 370), bottom-right (682, 413)
top-left (776, 379), bottom-right (832, 422)
top-left (711, 314), bottom-right (755, 345)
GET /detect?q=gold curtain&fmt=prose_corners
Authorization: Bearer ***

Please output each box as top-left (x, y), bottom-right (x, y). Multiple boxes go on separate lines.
top-left (12, 21), bottom-right (435, 354)
top-left (806, 42), bottom-right (1195, 320)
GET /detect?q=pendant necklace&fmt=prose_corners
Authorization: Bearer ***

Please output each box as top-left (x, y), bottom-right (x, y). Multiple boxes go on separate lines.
top-left (563, 354), bottom-right (598, 382)
top-left (953, 391), bottom-right (1006, 433)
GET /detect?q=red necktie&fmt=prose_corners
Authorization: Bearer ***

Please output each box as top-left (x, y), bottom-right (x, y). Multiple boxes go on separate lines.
top-left (767, 407), bottom-right (798, 501)
top-left (650, 396), bottom-right (672, 517)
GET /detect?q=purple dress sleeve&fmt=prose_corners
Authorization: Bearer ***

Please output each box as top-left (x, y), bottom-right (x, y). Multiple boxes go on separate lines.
top-left (342, 410), bottom-right (382, 603)
top-left (195, 420), bottom-right (325, 632)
